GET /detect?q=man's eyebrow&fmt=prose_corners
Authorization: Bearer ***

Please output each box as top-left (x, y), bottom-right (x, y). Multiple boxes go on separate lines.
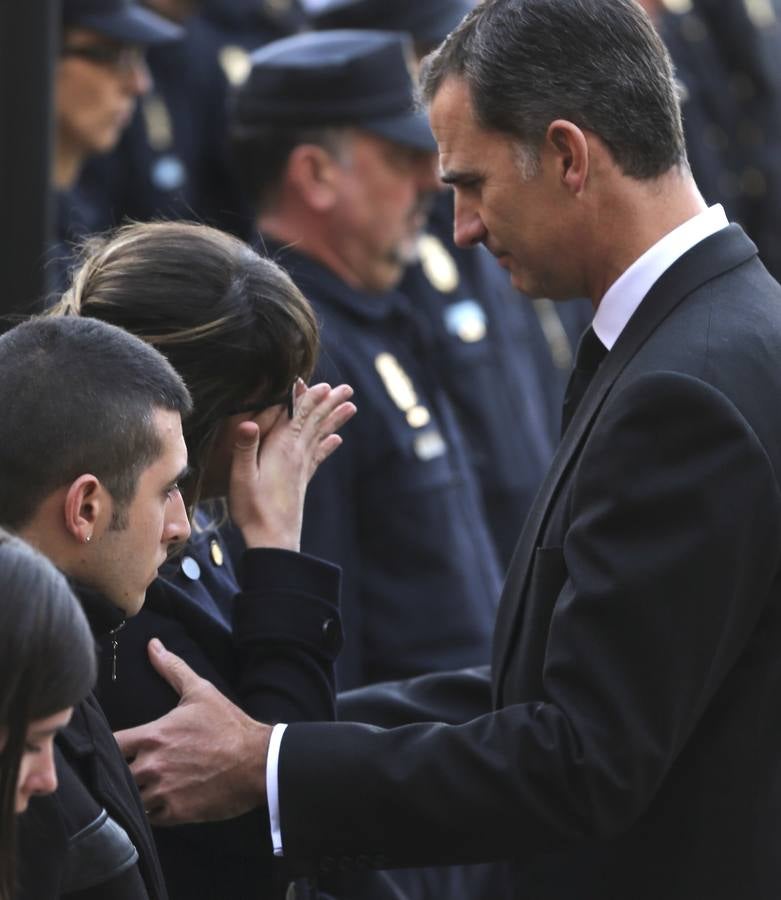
top-left (439, 168), bottom-right (481, 186)
top-left (172, 465), bottom-right (192, 485)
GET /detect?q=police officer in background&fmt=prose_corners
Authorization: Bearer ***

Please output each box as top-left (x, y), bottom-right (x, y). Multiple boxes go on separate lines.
top-left (49, 0), bottom-right (181, 297)
top-left (202, 0), bottom-right (306, 52)
top-left (308, 0), bottom-right (592, 566)
top-left (230, 30), bottom-right (503, 691)
top-left (642, 0), bottom-right (781, 281)
top-left (77, 0), bottom-right (254, 241)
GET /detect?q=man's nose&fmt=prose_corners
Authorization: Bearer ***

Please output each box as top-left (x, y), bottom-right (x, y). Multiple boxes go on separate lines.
top-left (164, 490), bottom-right (191, 545)
top-left (453, 197), bottom-right (487, 248)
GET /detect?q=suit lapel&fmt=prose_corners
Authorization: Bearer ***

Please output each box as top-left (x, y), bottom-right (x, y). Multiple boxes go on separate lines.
top-left (491, 225), bottom-right (758, 705)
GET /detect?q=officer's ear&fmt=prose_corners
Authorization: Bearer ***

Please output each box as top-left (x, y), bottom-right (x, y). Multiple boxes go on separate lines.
top-left (287, 142), bottom-right (343, 212)
top-left (63, 474), bottom-right (110, 544)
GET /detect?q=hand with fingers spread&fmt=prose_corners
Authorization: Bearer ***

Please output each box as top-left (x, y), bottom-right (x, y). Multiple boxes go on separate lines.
top-left (229, 380), bottom-right (356, 551)
top-left (115, 638), bottom-right (272, 826)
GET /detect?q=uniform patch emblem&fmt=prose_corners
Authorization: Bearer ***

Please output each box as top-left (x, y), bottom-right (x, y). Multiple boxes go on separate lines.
top-left (443, 299), bottom-right (487, 343)
top-left (414, 429), bottom-right (447, 461)
top-left (181, 556), bottom-right (201, 581)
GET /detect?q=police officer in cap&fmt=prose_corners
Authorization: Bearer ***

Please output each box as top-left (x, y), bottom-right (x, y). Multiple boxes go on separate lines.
top-left (49, 0), bottom-right (181, 299)
top-left (309, 0), bottom-right (592, 567)
top-left (642, 0), bottom-right (781, 282)
top-left (231, 29), bottom-right (503, 691)
top-left (77, 0), bottom-right (254, 245)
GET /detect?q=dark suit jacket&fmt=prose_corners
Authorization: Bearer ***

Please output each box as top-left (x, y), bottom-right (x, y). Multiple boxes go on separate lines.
top-left (277, 225), bottom-right (781, 898)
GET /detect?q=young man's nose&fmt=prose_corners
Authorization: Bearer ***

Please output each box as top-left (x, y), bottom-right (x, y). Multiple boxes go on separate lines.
top-left (164, 489), bottom-right (191, 545)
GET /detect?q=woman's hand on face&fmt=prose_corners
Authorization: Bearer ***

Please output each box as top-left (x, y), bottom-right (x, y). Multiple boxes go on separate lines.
top-left (228, 381), bottom-right (356, 550)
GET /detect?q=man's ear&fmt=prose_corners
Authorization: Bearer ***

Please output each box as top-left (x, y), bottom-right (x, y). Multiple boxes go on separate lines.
top-left (545, 119), bottom-right (589, 194)
top-left (287, 143), bottom-right (343, 212)
top-left (63, 475), bottom-right (108, 544)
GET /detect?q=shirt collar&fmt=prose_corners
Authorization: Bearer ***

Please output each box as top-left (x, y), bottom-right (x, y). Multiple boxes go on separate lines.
top-left (593, 204), bottom-right (729, 350)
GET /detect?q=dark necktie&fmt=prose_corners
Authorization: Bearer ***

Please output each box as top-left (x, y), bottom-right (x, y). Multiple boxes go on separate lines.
top-left (560, 325), bottom-right (608, 436)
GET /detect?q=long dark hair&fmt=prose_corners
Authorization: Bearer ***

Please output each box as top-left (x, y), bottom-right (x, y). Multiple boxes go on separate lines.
top-left (53, 221), bottom-right (319, 507)
top-left (0, 531), bottom-right (96, 900)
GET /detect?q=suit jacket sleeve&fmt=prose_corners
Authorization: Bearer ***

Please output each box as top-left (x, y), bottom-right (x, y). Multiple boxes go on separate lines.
top-left (337, 666), bottom-right (492, 727)
top-left (276, 371), bottom-right (781, 869)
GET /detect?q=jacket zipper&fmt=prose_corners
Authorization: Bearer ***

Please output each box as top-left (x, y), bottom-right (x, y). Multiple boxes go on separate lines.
top-left (108, 620), bottom-right (126, 682)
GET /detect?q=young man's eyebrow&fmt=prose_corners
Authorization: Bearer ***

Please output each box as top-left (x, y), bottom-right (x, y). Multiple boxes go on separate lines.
top-left (172, 465), bottom-right (192, 486)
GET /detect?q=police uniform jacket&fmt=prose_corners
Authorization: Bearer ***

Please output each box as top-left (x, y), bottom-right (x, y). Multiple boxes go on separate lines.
top-left (95, 512), bottom-right (342, 900)
top-left (272, 244), bottom-right (503, 690)
top-left (400, 193), bottom-right (558, 567)
top-left (77, 14), bottom-right (251, 242)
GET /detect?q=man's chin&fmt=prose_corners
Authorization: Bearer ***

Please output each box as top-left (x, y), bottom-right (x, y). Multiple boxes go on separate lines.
top-left (121, 592), bottom-right (148, 618)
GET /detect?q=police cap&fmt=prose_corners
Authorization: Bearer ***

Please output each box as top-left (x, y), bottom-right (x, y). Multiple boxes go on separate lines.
top-left (234, 29), bottom-right (435, 151)
top-left (306, 0), bottom-right (473, 47)
top-left (62, 0), bottom-right (183, 44)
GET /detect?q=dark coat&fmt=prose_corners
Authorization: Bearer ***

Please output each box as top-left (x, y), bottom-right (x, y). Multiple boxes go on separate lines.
top-left (271, 244), bottom-right (503, 690)
top-left (16, 586), bottom-right (166, 900)
top-left (273, 226), bottom-right (781, 898)
top-left (95, 516), bottom-right (342, 900)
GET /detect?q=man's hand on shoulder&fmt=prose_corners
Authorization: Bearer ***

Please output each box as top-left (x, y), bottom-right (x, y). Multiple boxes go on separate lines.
top-left (114, 638), bottom-right (271, 826)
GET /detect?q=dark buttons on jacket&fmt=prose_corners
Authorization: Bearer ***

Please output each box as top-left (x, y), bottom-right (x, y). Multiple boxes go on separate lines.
top-left (321, 617), bottom-right (340, 652)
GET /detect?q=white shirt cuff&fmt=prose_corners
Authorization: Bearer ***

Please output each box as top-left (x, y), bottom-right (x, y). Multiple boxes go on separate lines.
top-left (266, 722), bottom-right (288, 856)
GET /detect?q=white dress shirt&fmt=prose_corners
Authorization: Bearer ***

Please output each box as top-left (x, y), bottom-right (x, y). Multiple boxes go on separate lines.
top-left (592, 204), bottom-right (728, 350)
top-left (266, 203), bottom-right (730, 855)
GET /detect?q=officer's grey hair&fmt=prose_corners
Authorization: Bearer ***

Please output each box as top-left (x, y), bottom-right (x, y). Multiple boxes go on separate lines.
top-left (420, 0), bottom-right (688, 180)
top-left (231, 124), bottom-right (354, 213)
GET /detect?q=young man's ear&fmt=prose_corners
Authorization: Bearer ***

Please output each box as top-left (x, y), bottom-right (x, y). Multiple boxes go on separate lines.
top-left (63, 475), bottom-right (108, 544)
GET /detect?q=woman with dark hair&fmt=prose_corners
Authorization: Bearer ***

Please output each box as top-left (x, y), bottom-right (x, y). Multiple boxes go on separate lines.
top-left (52, 220), bottom-right (355, 899)
top-left (0, 530), bottom-right (96, 900)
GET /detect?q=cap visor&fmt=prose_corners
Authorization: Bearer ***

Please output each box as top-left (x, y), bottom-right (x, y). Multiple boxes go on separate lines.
top-left (363, 109), bottom-right (436, 152)
top-left (76, 6), bottom-right (183, 44)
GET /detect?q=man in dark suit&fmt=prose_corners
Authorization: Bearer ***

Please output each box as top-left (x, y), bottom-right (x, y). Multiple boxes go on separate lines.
top-left (116, 1), bottom-right (781, 896)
